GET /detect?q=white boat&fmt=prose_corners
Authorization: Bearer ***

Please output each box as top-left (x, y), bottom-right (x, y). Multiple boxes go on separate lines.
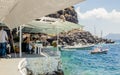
top-left (62, 44), bottom-right (94, 50)
top-left (90, 48), bottom-right (108, 54)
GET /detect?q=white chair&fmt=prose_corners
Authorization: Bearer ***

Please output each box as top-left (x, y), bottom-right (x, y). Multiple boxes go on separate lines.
top-left (34, 43), bottom-right (43, 54)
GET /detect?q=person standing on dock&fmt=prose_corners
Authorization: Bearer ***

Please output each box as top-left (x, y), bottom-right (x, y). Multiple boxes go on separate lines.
top-left (0, 26), bottom-right (8, 57)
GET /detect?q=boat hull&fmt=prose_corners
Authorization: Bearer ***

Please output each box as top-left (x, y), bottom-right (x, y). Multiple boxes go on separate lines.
top-left (62, 45), bottom-right (94, 50)
top-left (91, 50), bottom-right (108, 54)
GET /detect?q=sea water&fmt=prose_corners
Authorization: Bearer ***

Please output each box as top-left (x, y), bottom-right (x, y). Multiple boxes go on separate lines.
top-left (61, 41), bottom-right (120, 75)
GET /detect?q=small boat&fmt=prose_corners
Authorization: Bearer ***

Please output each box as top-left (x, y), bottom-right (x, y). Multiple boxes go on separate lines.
top-left (90, 48), bottom-right (108, 54)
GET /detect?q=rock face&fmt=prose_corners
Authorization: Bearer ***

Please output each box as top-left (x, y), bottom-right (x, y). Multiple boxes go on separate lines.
top-left (58, 31), bottom-right (95, 46)
top-left (57, 29), bottom-right (114, 46)
top-left (46, 6), bottom-right (78, 24)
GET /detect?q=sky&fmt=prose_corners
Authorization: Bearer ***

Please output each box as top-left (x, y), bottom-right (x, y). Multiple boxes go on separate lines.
top-left (74, 0), bottom-right (120, 37)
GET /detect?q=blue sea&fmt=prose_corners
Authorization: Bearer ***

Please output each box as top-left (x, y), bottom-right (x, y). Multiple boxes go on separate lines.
top-left (61, 41), bottom-right (120, 75)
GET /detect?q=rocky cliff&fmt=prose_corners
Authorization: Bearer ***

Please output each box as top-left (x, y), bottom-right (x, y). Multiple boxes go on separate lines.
top-left (46, 6), bottom-right (78, 24)
top-left (58, 29), bottom-right (114, 46)
top-left (45, 7), bottom-right (114, 45)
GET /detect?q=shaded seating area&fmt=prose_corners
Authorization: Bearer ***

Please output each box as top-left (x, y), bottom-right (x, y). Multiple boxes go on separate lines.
top-left (0, 17), bottom-right (83, 58)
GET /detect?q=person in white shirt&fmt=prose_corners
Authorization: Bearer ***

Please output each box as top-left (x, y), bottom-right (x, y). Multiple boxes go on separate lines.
top-left (0, 26), bottom-right (8, 57)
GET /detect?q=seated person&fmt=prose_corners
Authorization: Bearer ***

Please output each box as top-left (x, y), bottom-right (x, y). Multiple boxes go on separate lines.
top-left (23, 37), bottom-right (35, 54)
top-left (52, 41), bottom-right (57, 47)
top-left (94, 47), bottom-right (101, 52)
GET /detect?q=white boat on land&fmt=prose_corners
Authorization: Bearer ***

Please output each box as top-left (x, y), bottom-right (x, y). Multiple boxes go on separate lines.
top-left (62, 44), bottom-right (94, 50)
top-left (90, 47), bottom-right (108, 54)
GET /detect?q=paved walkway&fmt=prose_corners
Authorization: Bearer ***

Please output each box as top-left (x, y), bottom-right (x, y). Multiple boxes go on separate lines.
top-left (0, 58), bottom-right (22, 75)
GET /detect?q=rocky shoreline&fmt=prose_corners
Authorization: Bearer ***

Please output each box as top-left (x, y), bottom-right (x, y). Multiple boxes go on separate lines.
top-left (28, 69), bottom-right (64, 75)
top-left (57, 29), bottom-right (115, 46)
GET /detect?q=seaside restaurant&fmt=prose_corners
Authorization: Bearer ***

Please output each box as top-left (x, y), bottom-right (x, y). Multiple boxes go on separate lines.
top-left (0, 16), bottom-right (83, 58)
top-left (0, 0), bottom-right (84, 75)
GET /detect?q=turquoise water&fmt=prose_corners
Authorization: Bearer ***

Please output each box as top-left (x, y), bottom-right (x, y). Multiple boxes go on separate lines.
top-left (61, 42), bottom-right (120, 75)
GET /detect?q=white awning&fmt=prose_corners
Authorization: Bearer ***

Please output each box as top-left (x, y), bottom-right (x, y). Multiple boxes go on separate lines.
top-left (23, 19), bottom-right (83, 34)
top-left (0, 0), bottom-right (84, 29)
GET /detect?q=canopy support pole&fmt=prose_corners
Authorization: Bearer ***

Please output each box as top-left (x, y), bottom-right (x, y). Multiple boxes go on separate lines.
top-left (56, 26), bottom-right (59, 55)
top-left (19, 26), bottom-right (22, 57)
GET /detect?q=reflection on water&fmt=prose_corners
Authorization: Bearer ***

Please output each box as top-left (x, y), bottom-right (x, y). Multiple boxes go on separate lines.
top-left (61, 42), bottom-right (120, 75)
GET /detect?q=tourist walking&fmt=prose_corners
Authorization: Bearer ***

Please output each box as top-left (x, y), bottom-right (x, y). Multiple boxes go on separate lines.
top-left (0, 26), bottom-right (8, 57)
